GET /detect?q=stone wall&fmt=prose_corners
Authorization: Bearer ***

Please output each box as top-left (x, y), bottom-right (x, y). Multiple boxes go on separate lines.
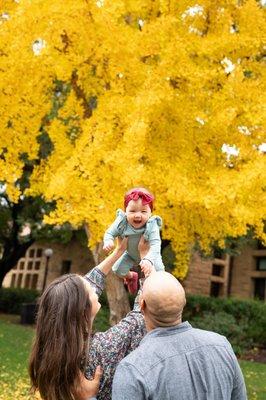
top-left (3, 239), bottom-right (95, 291)
top-left (3, 239), bottom-right (266, 301)
top-left (183, 252), bottom-right (212, 296)
top-left (230, 244), bottom-right (266, 299)
top-left (184, 252), bottom-right (230, 298)
top-left (184, 244), bottom-right (266, 301)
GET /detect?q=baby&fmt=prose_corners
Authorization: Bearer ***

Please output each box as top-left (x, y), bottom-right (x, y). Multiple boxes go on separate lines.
top-left (103, 187), bottom-right (165, 293)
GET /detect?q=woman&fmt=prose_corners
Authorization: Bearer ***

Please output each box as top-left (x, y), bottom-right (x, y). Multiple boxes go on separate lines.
top-left (29, 237), bottom-right (149, 400)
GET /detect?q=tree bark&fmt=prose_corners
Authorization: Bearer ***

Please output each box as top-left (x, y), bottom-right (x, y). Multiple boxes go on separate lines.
top-left (84, 225), bottom-right (130, 325)
top-left (93, 241), bottom-right (130, 326)
top-left (105, 272), bottom-right (130, 326)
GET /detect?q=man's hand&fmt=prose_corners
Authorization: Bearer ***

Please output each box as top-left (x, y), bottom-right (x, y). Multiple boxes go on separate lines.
top-left (138, 236), bottom-right (150, 259)
top-left (103, 240), bottom-right (115, 253)
top-left (140, 259), bottom-right (155, 277)
top-left (74, 366), bottom-right (102, 400)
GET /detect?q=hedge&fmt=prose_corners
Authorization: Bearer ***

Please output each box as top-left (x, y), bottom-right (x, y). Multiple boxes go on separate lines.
top-left (183, 295), bottom-right (266, 355)
top-left (1, 286), bottom-right (265, 356)
top-left (0, 287), bottom-right (39, 314)
top-left (104, 291), bottom-right (265, 354)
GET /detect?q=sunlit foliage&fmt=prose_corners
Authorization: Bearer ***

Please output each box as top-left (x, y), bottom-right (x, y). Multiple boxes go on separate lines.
top-left (0, 0), bottom-right (265, 277)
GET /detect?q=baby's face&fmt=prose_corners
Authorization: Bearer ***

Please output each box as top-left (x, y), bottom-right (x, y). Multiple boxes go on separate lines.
top-left (125, 199), bottom-right (152, 229)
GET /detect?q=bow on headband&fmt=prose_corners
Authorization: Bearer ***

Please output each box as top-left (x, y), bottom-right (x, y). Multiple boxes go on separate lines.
top-left (124, 189), bottom-right (154, 211)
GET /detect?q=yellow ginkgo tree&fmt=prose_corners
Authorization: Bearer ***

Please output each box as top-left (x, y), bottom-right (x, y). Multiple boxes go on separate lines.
top-left (0, 0), bottom-right (265, 282)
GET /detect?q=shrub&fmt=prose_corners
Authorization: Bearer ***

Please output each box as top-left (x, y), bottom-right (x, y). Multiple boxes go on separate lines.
top-left (183, 295), bottom-right (266, 355)
top-left (0, 287), bottom-right (39, 314)
top-left (190, 311), bottom-right (252, 355)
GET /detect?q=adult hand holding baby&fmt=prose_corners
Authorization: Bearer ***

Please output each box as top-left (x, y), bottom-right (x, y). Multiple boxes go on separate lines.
top-left (103, 240), bottom-right (115, 253)
top-left (140, 259), bottom-right (154, 277)
top-left (138, 236), bottom-right (155, 277)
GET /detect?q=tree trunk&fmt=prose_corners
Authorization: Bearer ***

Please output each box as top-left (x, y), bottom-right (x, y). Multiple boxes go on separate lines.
top-left (0, 260), bottom-right (11, 288)
top-left (93, 241), bottom-right (130, 326)
top-left (105, 271), bottom-right (130, 325)
top-left (84, 225), bottom-right (130, 325)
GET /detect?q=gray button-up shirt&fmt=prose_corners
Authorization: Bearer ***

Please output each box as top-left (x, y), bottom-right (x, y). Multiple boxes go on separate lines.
top-left (112, 321), bottom-right (247, 400)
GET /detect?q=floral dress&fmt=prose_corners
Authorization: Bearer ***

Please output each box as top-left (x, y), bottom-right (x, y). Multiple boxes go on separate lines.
top-left (84, 268), bottom-right (146, 400)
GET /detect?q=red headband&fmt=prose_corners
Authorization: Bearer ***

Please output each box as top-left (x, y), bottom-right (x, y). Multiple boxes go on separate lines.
top-left (124, 189), bottom-right (154, 211)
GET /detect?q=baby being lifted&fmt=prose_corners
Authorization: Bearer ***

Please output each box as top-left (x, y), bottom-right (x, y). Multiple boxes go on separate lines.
top-left (103, 187), bottom-right (165, 293)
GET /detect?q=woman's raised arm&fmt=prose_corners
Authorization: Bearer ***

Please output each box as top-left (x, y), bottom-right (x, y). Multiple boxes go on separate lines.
top-left (96, 237), bottom-right (128, 275)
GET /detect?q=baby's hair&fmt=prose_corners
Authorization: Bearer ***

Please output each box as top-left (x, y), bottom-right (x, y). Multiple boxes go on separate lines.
top-left (124, 187), bottom-right (154, 211)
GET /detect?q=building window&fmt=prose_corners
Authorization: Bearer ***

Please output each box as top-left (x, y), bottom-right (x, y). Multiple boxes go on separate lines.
top-left (61, 260), bottom-right (72, 275)
top-left (210, 282), bottom-right (222, 297)
top-left (25, 274), bottom-right (31, 289)
top-left (35, 261), bottom-right (41, 270)
top-left (31, 274), bottom-right (38, 290)
top-left (256, 257), bottom-right (266, 271)
top-left (36, 248), bottom-right (42, 258)
top-left (19, 261), bottom-right (25, 270)
top-left (11, 274), bottom-right (16, 287)
top-left (28, 261), bottom-right (33, 270)
top-left (29, 248), bottom-right (35, 258)
top-left (212, 264), bottom-right (223, 277)
top-left (17, 273), bottom-right (23, 288)
top-left (254, 278), bottom-right (265, 301)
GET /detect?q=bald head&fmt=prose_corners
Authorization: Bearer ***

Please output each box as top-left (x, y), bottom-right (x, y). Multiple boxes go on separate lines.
top-left (141, 272), bottom-right (186, 328)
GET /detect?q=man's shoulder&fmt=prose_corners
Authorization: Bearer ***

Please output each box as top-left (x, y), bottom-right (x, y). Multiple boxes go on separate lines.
top-left (190, 325), bottom-right (224, 337)
top-left (117, 339), bottom-right (154, 375)
top-left (190, 326), bottom-right (230, 345)
top-left (116, 326), bottom-right (213, 363)
top-left (117, 325), bottom-right (232, 377)
top-left (184, 326), bottom-right (234, 353)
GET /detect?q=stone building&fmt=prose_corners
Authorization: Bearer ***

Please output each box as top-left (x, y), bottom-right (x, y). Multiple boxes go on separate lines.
top-left (3, 239), bottom-right (266, 301)
top-left (3, 239), bottom-right (95, 292)
top-left (184, 241), bottom-right (266, 301)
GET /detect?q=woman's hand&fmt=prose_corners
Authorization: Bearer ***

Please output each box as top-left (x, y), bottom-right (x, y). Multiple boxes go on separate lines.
top-left (97, 237), bottom-right (128, 275)
top-left (74, 367), bottom-right (102, 400)
top-left (116, 236), bottom-right (128, 254)
top-left (138, 236), bottom-right (150, 259)
top-left (103, 240), bottom-right (115, 253)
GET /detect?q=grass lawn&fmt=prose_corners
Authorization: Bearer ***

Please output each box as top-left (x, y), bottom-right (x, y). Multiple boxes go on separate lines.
top-left (0, 313), bottom-right (265, 400)
top-left (0, 314), bottom-right (38, 400)
top-left (239, 360), bottom-right (266, 400)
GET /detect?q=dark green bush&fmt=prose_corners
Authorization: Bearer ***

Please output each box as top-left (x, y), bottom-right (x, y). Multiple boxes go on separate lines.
top-left (0, 287), bottom-right (39, 314)
top-left (183, 295), bottom-right (266, 355)
top-left (101, 291), bottom-right (265, 354)
top-left (190, 311), bottom-right (252, 355)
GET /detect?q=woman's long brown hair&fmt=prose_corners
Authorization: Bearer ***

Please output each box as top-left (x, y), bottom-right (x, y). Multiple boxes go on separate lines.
top-left (29, 274), bottom-right (92, 400)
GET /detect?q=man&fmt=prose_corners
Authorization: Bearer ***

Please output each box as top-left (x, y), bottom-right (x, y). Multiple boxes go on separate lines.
top-left (112, 271), bottom-right (247, 400)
